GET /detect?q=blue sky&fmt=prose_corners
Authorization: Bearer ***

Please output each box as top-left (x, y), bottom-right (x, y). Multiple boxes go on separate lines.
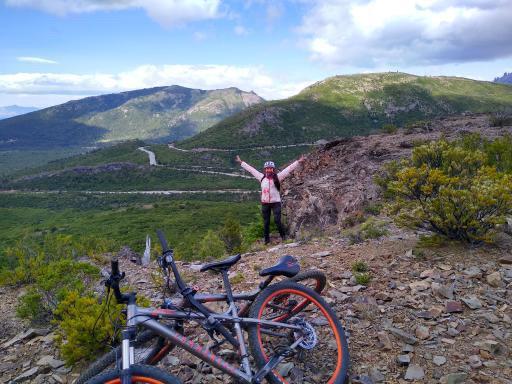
top-left (1, 0), bottom-right (511, 107)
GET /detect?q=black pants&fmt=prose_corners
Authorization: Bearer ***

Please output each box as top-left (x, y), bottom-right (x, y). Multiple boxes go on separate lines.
top-left (262, 202), bottom-right (285, 243)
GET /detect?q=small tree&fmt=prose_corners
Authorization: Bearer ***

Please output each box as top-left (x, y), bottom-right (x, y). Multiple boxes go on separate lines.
top-left (219, 216), bottom-right (243, 253)
top-left (198, 230), bottom-right (225, 259)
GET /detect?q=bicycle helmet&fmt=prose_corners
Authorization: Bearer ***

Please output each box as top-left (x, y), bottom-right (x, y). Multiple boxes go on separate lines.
top-left (264, 161), bottom-right (275, 169)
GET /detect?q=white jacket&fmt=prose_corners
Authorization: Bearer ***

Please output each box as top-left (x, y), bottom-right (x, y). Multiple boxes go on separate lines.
top-left (241, 161), bottom-right (300, 203)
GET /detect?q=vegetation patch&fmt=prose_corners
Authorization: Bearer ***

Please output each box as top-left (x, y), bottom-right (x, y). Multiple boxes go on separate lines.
top-left (379, 134), bottom-right (512, 243)
top-left (346, 217), bottom-right (389, 244)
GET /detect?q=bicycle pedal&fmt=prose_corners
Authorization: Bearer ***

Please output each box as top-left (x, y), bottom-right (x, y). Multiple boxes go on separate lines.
top-left (276, 346), bottom-right (295, 358)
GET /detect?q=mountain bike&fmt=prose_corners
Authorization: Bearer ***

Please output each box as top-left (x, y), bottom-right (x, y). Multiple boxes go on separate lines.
top-left (83, 230), bottom-right (349, 383)
top-left (77, 254), bottom-right (327, 383)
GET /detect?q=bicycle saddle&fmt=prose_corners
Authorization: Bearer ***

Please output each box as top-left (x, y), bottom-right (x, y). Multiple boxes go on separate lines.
top-left (200, 254), bottom-right (241, 273)
top-left (259, 255), bottom-right (300, 278)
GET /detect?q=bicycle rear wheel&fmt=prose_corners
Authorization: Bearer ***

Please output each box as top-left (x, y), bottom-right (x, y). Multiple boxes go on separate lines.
top-left (248, 281), bottom-right (349, 384)
top-left (85, 364), bottom-right (181, 384)
top-left (289, 269), bottom-right (326, 294)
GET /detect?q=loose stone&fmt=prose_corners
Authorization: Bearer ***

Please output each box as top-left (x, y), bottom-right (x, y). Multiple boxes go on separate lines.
top-left (404, 364), bottom-right (424, 381)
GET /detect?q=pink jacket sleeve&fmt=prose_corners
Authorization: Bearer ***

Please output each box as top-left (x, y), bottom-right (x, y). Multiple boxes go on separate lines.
top-left (241, 161), bottom-right (264, 180)
top-left (277, 160), bottom-right (300, 181)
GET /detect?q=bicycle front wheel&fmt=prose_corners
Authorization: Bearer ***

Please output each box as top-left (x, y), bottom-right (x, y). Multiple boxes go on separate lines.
top-left (76, 330), bottom-right (176, 384)
top-left (85, 364), bottom-right (181, 384)
top-left (248, 281), bottom-right (349, 384)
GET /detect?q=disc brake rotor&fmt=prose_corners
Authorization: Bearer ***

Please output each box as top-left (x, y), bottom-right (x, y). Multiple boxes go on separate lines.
top-left (291, 317), bottom-right (318, 350)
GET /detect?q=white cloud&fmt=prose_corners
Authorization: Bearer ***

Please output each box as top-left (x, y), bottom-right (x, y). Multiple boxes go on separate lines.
top-left (0, 64), bottom-right (312, 102)
top-left (5, 0), bottom-right (222, 27)
top-left (234, 25), bottom-right (249, 36)
top-left (193, 31), bottom-right (208, 41)
top-left (17, 56), bottom-right (59, 64)
top-left (298, 0), bottom-right (512, 67)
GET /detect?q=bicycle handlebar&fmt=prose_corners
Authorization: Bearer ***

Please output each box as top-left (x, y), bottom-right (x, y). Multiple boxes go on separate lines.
top-left (112, 259), bottom-right (120, 276)
top-left (108, 259), bottom-right (133, 304)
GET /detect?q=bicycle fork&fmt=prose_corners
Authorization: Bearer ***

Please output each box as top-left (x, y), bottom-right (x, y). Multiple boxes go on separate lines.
top-left (120, 301), bottom-right (137, 384)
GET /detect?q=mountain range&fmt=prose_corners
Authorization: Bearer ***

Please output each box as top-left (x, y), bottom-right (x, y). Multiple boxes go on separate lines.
top-left (180, 72), bottom-right (512, 149)
top-left (0, 86), bottom-right (263, 149)
top-left (0, 105), bottom-right (39, 120)
top-left (2, 72), bottom-right (512, 156)
top-left (494, 72), bottom-right (512, 84)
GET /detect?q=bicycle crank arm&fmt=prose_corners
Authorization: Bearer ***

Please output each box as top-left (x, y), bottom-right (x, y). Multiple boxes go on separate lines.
top-left (251, 337), bottom-right (303, 383)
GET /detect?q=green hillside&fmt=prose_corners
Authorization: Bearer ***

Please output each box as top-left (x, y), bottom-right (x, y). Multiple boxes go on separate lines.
top-left (179, 72), bottom-right (512, 149)
top-left (2, 139), bottom-right (309, 192)
top-left (0, 86), bottom-right (263, 150)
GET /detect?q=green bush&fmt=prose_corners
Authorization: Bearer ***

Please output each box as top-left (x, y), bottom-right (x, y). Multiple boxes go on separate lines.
top-left (354, 272), bottom-right (371, 285)
top-left (16, 290), bottom-right (44, 321)
top-left (382, 138), bottom-right (512, 243)
top-left (219, 216), bottom-right (243, 253)
top-left (382, 123), bottom-right (398, 134)
top-left (0, 234), bottom-right (113, 286)
top-left (363, 203), bottom-right (382, 216)
top-left (54, 291), bottom-right (123, 365)
top-left (198, 230), bottom-right (225, 259)
top-left (16, 259), bottom-right (98, 321)
top-left (345, 218), bottom-right (388, 244)
top-left (351, 260), bottom-right (369, 273)
top-left (359, 218), bottom-right (389, 239)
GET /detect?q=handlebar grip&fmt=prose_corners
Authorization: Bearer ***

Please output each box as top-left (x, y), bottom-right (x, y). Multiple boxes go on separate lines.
top-left (111, 259), bottom-right (120, 276)
top-left (156, 229), bottom-right (170, 253)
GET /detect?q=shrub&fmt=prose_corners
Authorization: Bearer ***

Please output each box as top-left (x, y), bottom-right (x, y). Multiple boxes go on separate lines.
top-left (382, 123), bottom-right (398, 134)
top-left (340, 211), bottom-right (366, 228)
top-left (219, 216), bottom-right (243, 253)
top-left (382, 139), bottom-right (512, 243)
top-left (16, 290), bottom-right (44, 321)
top-left (354, 272), bottom-right (371, 285)
top-left (230, 272), bottom-right (245, 284)
top-left (0, 234), bottom-right (114, 286)
top-left (345, 218), bottom-right (388, 244)
top-left (416, 234), bottom-right (446, 248)
top-left (363, 202), bottom-right (382, 216)
top-left (351, 260), bottom-right (369, 273)
top-left (359, 217), bottom-right (389, 239)
top-left (54, 291), bottom-right (123, 365)
top-left (489, 110), bottom-right (512, 127)
top-left (16, 259), bottom-right (98, 321)
top-left (198, 230), bottom-right (225, 259)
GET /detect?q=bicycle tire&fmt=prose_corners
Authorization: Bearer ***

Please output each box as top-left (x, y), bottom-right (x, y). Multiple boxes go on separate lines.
top-left (247, 281), bottom-right (349, 384)
top-left (288, 269), bottom-right (326, 294)
top-left (85, 364), bottom-right (181, 384)
top-left (76, 330), bottom-right (175, 384)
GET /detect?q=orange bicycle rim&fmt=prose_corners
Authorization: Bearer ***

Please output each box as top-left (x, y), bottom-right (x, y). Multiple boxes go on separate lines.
top-left (104, 376), bottom-right (166, 384)
top-left (257, 288), bottom-right (343, 384)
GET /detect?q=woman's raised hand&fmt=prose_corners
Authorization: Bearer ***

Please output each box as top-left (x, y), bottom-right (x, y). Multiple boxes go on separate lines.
top-left (235, 155), bottom-right (242, 164)
top-left (298, 154), bottom-right (306, 163)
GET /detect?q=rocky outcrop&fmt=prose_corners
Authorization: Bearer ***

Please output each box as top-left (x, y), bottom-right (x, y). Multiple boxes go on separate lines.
top-left (282, 114), bottom-right (509, 236)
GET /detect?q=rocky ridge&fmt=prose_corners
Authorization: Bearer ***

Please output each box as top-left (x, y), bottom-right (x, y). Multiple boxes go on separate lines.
top-left (282, 113), bottom-right (511, 236)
